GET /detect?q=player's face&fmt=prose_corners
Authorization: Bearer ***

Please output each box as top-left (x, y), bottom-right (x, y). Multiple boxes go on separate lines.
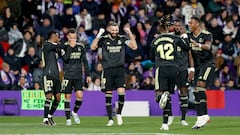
top-left (67, 33), bottom-right (77, 42)
top-left (52, 33), bottom-right (59, 43)
top-left (174, 22), bottom-right (182, 32)
top-left (109, 25), bottom-right (119, 38)
top-left (188, 19), bottom-right (199, 32)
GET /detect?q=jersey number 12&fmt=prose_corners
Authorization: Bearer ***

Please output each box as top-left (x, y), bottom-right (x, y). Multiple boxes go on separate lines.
top-left (157, 43), bottom-right (174, 60)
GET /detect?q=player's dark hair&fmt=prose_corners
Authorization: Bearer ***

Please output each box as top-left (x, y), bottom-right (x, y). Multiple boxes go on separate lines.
top-left (47, 30), bottom-right (58, 40)
top-left (68, 28), bottom-right (76, 34)
top-left (190, 16), bottom-right (201, 23)
top-left (108, 22), bottom-right (118, 27)
top-left (159, 14), bottom-right (171, 31)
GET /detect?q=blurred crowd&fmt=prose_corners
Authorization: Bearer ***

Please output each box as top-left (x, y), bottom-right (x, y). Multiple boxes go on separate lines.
top-left (0, 0), bottom-right (240, 91)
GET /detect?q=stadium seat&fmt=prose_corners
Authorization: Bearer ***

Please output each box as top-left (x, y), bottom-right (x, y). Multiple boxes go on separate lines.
top-left (1, 98), bottom-right (20, 115)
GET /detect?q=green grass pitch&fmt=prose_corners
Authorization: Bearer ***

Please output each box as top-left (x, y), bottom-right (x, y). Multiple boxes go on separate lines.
top-left (0, 116), bottom-right (239, 135)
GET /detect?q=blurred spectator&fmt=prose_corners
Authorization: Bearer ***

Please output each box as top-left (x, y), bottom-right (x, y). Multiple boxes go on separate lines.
top-left (44, 6), bottom-right (61, 30)
top-left (82, 0), bottom-right (99, 17)
top-left (219, 64), bottom-right (235, 87)
top-left (219, 33), bottom-right (238, 77)
top-left (34, 35), bottom-right (44, 58)
top-left (22, 46), bottom-right (40, 74)
top-left (140, 76), bottom-right (154, 90)
top-left (225, 79), bottom-right (236, 90)
top-left (0, 6), bottom-right (15, 31)
top-left (126, 62), bottom-right (143, 83)
top-left (217, 8), bottom-right (228, 28)
top-left (206, 0), bottom-right (223, 15)
top-left (190, 0), bottom-right (205, 18)
top-left (8, 23), bottom-right (23, 45)
top-left (141, 0), bottom-right (157, 18)
top-left (3, 48), bottom-right (22, 77)
top-left (223, 0), bottom-right (236, 16)
top-left (55, 0), bottom-right (64, 16)
top-left (87, 78), bottom-right (101, 91)
top-left (32, 60), bottom-right (43, 88)
top-left (36, 16), bottom-right (54, 40)
top-left (98, 0), bottom-right (113, 21)
top-left (126, 74), bottom-right (140, 90)
top-left (223, 18), bottom-right (238, 39)
top-left (232, 13), bottom-right (240, 27)
top-left (91, 62), bottom-right (103, 81)
top-left (110, 4), bottom-right (122, 26)
top-left (0, 16), bottom-right (9, 42)
top-left (23, 31), bottom-right (35, 49)
top-left (12, 75), bottom-right (29, 90)
top-left (207, 17), bottom-right (224, 54)
top-left (33, 82), bottom-right (42, 90)
top-left (209, 78), bottom-right (225, 90)
top-left (20, 66), bottom-right (33, 89)
top-left (60, 6), bottom-right (77, 29)
top-left (77, 25), bottom-right (89, 46)
top-left (72, 0), bottom-right (81, 15)
top-left (0, 62), bottom-right (16, 90)
top-left (92, 12), bottom-right (107, 30)
top-left (75, 7), bottom-right (92, 32)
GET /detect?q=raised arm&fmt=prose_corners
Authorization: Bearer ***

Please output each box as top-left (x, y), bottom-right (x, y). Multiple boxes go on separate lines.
top-left (124, 27), bottom-right (138, 50)
top-left (90, 28), bottom-right (105, 50)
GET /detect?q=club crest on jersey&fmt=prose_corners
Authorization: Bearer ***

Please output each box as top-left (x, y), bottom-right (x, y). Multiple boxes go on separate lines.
top-left (78, 47), bottom-right (81, 52)
top-left (199, 38), bottom-right (203, 43)
top-left (107, 42), bottom-right (110, 45)
top-left (118, 40), bottom-right (122, 45)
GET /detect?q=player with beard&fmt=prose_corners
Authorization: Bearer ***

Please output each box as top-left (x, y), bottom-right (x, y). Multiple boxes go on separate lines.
top-left (90, 22), bottom-right (137, 126)
top-left (167, 19), bottom-right (195, 126)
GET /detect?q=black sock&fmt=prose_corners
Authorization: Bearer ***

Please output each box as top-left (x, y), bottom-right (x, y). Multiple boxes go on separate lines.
top-left (64, 100), bottom-right (71, 119)
top-left (105, 93), bottom-right (113, 120)
top-left (73, 98), bottom-right (82, 113)
top-left (180, 95), bottom-right (188, 120)
top-left (49, 99), bottom-right (59, 116)
top-left (194, 87), bottom-right (202, 116)
top-left (169, 96), bottom-right (172, 116)
top-left (44, 98), bottom-right (52, 118)
top-left (163, 96), bottom-right (171, 124)
top-left (199, 90), bottom-right (208, 115)
top-left (117, 94), bottom-right (125, 114)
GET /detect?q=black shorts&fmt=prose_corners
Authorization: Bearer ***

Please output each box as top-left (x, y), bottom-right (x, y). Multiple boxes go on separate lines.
top-left (155, 66), bottom-right (178, 94)
top-left (62, 78), bottom-right (83, 94)
top-left (176, 69), bottom-right (188, 88)
top-left (101, 66), bottom-right (126, 92)
top-left (43, 76), bottom-right (61, 95)
top-left (194, 63), bottom-right (215, 86)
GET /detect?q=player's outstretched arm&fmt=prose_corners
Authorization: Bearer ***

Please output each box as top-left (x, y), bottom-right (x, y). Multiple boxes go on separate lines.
top-left (124, 27), bottom-right (138, 50)
top-left (90, 28), bottom-right (105, 50)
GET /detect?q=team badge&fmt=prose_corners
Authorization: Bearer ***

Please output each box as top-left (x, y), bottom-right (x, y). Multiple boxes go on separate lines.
top-left (118, 40), bottom-right (122, 45)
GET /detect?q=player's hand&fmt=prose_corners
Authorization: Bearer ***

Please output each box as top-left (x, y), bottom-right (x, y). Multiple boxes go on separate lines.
top-left (96, 28), bottom-right (105, 38)
top-left (86, 76), bottom-right (91, 84)
top-left (188, 71), bottom-right (194, 81)
top-left (190, 39), bottom-right (200, 47)
top-left (124, 27), bottom-right (132, 34)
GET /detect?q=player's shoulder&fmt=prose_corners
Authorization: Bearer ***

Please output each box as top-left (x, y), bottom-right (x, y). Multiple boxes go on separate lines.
top-left (201, 30), bottom-right (211, 35)
top-left (76, 42), bottom-right (85, 48)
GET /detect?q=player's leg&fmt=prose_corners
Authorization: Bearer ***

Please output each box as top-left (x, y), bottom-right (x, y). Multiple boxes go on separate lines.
top-left (192, 66), bottom-right (214, 129)
top-left (72, 79), bottom-right (84, 124)
top-left (42, 76), bottom-right (53, 126)
top-left (115, 67), bottom-right (126, 125)
top-left (48, 79), bottom-right (62, 125)
top-left (102, 68), bottom-right (114, 126)
top-left (176, 69), bottom-right (189, 125)
top-left (105, 91), bottom-right (114, 126)
top-left (63, 79), bottom-right (72, 126)
top-left (116, 88), bottom-right (125, 126)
